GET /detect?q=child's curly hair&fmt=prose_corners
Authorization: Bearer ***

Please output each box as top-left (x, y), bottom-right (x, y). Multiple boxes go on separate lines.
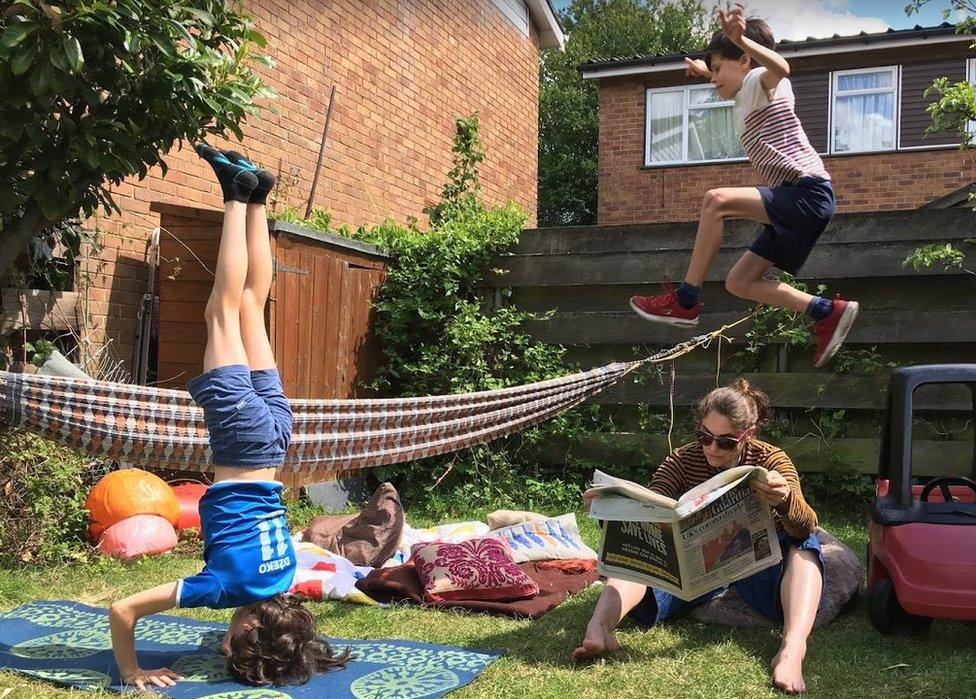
top-left (227, 594), bottom-right (351, 686)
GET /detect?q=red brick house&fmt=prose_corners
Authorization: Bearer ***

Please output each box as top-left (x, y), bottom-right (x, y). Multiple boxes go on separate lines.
top-left (581, 23), bottom-right (975, 225)
top-left (82, 0), bottom-right (563, 375)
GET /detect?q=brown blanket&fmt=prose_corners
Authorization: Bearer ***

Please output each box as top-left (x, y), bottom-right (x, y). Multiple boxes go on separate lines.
top-left (356, 559), bottom-right (599, 619)
top-left (301, 482), bottom-right (405, 567)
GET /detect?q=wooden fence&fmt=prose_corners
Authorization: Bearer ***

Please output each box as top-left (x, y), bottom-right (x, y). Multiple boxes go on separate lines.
top-left (487, 207), bottom-right (976, 477)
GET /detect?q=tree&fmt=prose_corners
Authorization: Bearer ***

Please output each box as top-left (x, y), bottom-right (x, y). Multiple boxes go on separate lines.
top-left (0, 0), bottom-right (272, 278)
top-left (902, 1), bottom-right (976, 274)
top-left (538, 0), bottom-right (711, 227)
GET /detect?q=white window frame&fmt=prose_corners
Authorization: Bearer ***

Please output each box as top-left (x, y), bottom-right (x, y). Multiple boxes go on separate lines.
top-left (828, 65), bottom-right (900, 154)
top-left (644, 85), bottom-right (746, 166)
top-left (967, 57), bottom-right (976, 137)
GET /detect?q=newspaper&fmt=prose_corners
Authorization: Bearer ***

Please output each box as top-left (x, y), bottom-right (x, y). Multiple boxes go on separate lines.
top-left (587, 467), bottom-right (781, 601)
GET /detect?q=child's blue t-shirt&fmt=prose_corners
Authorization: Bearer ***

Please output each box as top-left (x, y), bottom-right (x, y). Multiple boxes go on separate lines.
top-left (177, 480), bottom-right (296, 609)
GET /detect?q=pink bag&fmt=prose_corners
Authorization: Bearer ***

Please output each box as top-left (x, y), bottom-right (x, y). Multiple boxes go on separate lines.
top-left (97, 514), bottom-right (178, 560)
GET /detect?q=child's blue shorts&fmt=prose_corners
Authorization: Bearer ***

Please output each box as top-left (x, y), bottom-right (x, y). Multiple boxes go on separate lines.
top-left (627, 529), bottom-right (825, 626)
top-left (187, 364), bottom-right (293, 468)
top-left (751, 177), bottom-right (835, 275)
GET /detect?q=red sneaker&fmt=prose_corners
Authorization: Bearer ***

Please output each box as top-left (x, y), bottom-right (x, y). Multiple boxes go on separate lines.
top-left (813, 295), bottom-right (860, 368)
top-left (629, 280), bottom-right (702, 327)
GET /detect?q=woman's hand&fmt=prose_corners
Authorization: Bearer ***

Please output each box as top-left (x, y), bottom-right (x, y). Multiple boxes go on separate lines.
top-left (684, 57), bottom-right (711, 79)
top-left (582, 489), bottom-right (597, 512)
top-left (719, 5), bottom-right (747, 46)
top-left (750, 470), bottom-right (791, 508)
top-left (123, 667), bottom-right (183, 692)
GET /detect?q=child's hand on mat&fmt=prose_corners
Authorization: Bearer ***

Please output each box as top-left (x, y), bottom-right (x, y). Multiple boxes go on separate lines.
top-left (750, 470), bottom-right (790, 508)
top-left (684, 57), bottom-right (711, 79)
top-left (719, 5), bottom-right (747, 45)
top-left (124, 667), bottom-right (183, 691)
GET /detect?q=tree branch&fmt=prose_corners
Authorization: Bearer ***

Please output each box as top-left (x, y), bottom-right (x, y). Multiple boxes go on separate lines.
top-left (0, 203), bottom-right (50, 281)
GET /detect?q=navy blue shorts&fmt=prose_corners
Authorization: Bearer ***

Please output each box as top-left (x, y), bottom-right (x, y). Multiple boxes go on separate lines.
top-left (187, 364), bottom-right (292, 468)
top-left (751, 177), bottom-right (835, 275)
top-left (628, 529), bottom-right (825, 626)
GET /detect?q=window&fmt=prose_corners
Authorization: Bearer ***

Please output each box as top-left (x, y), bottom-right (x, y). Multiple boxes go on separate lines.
top-left (830, 66), bottom-right (899, 153)
top-left (645, 85), bottom-right (744, 166)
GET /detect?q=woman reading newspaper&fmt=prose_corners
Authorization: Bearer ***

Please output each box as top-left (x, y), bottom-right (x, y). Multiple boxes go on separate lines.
top-left (572, 380), bottom-right (822, 695)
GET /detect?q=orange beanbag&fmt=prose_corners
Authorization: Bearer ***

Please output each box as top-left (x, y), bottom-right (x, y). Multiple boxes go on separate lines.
top-left (172, 482), bottom-right (208, 533)
top-left (86, 469), bottom-right (180, 541)
top-left (96, 515), bottom-right (178, 560)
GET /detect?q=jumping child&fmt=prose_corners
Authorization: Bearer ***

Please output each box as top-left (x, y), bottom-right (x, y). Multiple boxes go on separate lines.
top-left (629, 7), bottom-right (858, 368)
top-left (109, 144), bottom-right (349, 690)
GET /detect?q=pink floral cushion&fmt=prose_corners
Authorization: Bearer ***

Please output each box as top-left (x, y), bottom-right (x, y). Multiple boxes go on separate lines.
top-left (410, 538), bottom-right (540, 603)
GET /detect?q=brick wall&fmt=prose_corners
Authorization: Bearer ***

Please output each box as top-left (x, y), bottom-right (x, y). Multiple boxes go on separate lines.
top-left (596, 75), bottom-right (976, 225)
top-left (82, 0), bottom-right (541, 375)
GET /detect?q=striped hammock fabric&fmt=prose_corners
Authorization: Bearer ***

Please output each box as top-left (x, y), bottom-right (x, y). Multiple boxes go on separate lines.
top-left (0, 363), bottom-right (641, 474)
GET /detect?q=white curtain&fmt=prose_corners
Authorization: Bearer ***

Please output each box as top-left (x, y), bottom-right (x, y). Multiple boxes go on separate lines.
top-left (833, 71), bottom-right (896, 152)
top-left (648, 91), bottom-right (683, 163)
top-left (688, 105), bottom-right (742, 161)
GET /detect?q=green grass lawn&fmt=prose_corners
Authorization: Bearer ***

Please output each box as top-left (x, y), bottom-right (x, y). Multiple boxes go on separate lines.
top-left (1, 508), bottom-right (974, 699)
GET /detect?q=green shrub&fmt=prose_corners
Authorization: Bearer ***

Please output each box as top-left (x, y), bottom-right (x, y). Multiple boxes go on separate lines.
top-left (0, 428), bottom-right (110, 566)
top-left (282, 116), bottom-right (596, 513)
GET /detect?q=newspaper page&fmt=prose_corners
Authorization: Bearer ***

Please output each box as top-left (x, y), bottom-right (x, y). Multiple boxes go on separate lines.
top-left (590, 467), bottom-right (781, 600)
top-left (672, 475), bottom-right (781, 599)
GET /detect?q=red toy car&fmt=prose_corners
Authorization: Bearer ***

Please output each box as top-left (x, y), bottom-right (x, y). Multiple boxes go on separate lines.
top-left (868, 364), bottom-right (976, 633)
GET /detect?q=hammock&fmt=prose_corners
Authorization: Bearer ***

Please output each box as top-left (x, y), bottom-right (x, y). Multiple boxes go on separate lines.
top-left (0, 326), bottom-right (739, 475)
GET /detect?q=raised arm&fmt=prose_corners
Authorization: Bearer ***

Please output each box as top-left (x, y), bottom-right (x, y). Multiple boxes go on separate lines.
top-left (684, 57), bottom-right (712, 81)
top-left (109, 582), bottom-right (184, 691)
top-left (720, 6), bottom-right (790, 91)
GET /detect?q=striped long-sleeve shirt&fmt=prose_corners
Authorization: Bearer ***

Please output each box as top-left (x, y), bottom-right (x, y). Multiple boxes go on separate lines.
top-left (734, 68), bottom-right (830, 187)
top-left (649, 439), bottom-right (818, 539)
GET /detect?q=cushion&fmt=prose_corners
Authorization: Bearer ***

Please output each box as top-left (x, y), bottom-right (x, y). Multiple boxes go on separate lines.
top-left (302, 482), bottom-right (405, 567)
top-left (97, 514), bottom-right (178, 560)
top-left (489, 513), bottom-right (597, 563)
top-left (356, 559), bottom-right (599, 619)
top-left (410, 538), bottom-right (540, 603)
top-left (487, 509), bottom-right (547, 530)
top-left (687, 529), bottom-right (862, 629)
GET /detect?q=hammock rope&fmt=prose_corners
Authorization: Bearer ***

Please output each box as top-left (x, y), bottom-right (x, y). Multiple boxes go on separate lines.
top-left (0, 316), bottom-right (752, 474)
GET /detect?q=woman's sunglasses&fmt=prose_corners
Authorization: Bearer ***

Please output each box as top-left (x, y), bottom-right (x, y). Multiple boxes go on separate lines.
top-left (695, 427), bottom-right (746, 451)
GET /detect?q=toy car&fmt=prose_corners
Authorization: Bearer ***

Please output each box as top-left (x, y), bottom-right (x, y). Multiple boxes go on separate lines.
top-left (868, 364), bottom-right (976, 633)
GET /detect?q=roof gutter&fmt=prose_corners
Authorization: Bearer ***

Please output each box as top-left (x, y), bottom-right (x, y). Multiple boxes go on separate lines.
top-left (581, 32), bottom-right (971, 79)
top-left (527, 0), bottom-right (565, 49)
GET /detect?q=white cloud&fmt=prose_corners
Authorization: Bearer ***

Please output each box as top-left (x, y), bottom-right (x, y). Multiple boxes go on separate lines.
top-left (735, 0), bottom-right (890, 41)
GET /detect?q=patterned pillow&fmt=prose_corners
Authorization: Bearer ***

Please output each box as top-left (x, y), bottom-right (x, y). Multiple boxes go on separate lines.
top-left (410, 538), bottom-right (539, 603)
top-left (489, 514), bottom-right (598, 563)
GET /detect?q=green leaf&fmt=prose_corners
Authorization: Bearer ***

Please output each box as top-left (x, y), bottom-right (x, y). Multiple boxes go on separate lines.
top-left (183, 6), bottom-right (214, 26)
top-left (1, 20), bottom-right (37, 48)
top-left (49, 41), bottom-right (70, 72)
top-left (29, 62), bottom-right (49, 96)
top-left (244, 28), bottom-right (268, 47)
top-left (61, 34), bottom-right (83, 72)
top-left (10, 45), bottom-right (37, 75)
top-left (170, 19), bottom-right (195, 46)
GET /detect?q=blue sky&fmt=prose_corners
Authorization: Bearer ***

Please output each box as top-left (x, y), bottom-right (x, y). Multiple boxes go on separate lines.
top-left (551, 1), bottom-right (970, 40)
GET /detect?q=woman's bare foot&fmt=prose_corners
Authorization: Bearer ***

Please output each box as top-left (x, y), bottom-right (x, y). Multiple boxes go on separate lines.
top-left (770, 640), bottom-right (807, 694)
top-left (572, 619), bottom-right (621, 663)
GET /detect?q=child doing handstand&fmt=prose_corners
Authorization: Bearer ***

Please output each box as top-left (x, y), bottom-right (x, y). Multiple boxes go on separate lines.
top-left (109, 145), bottom-right (349, 690)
